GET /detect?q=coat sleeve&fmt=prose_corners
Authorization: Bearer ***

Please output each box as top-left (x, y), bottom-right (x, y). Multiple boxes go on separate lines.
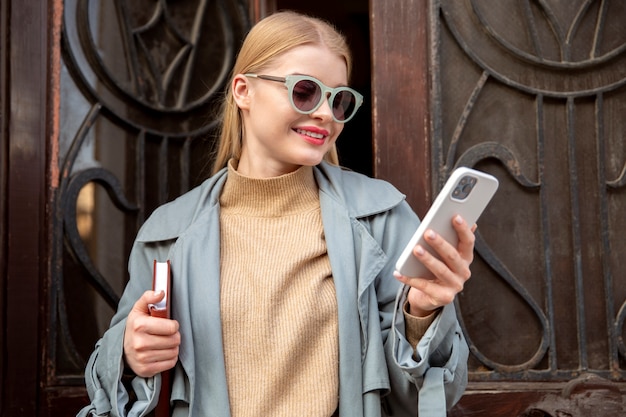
top-left (391, 288), bottom-right (469, 415)
top-left (372, 200), bottom-right (469, 416)
top-left (77, 238), bottom-right (171, 417)
top-left (76, 321), bottom-right (162, 417)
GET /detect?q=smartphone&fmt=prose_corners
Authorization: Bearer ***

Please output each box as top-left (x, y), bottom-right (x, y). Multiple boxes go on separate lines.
top-left (394, 167), bottom-right (498, 278)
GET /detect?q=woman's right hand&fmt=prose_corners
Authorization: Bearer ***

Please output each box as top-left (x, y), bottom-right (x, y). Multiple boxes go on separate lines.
top-left (123, 290), bottom-right (181, 377)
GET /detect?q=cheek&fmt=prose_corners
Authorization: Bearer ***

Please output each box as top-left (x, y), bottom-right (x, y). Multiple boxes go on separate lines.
top-left (260, 87), bottom-right (291, 111)
top-left (330, 125), bottom-right (345, 142)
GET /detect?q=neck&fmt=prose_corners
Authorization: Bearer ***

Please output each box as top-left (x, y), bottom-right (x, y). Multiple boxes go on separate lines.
top-left (236, 151), bottom-right (301, 178)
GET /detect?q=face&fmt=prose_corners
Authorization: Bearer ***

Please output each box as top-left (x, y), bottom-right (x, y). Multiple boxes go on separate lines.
top-left (232, 44), bottom-right (349, 178)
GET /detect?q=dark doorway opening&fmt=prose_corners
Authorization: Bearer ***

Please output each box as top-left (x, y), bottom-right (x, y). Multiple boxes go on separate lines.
top-left (275, 0), bottom-right (372, 177)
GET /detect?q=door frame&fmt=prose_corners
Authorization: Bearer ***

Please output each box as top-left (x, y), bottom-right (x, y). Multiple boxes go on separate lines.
top-left (2, 0), bottom-right (52, 414)
top-left (370, 0), bottom-right (432, 217)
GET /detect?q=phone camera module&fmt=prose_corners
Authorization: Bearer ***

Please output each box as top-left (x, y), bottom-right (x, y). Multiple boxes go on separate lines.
top-left (452, 175), bottom-right (477, 200)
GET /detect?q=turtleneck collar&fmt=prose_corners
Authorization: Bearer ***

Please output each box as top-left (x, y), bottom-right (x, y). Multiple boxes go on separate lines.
top-left (219, 159), bottom-right (319, 217)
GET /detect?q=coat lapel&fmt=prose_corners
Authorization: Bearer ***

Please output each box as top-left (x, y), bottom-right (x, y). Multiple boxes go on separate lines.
top-left (320, 191), bottom-right (365, 416)
top-left (167, 172), bottom-right (233, 416)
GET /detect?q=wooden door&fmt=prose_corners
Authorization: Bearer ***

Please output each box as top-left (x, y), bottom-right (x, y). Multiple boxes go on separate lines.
top-left (1, 0), bottom-right (55, 415)
top-left (2, 0), bottom-right (253, 415)
top-left (3, 0), bottom-right (625, 416)
top-left (371, 0), bottom-right (626, 415)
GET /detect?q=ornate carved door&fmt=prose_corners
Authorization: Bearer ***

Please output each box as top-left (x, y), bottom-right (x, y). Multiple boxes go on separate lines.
top-left (44, 0), bottom-right (251, 415)
top-left (372, 0), bottom-right (626, 415)
top-left (3, 0), bottom-right (625, 416)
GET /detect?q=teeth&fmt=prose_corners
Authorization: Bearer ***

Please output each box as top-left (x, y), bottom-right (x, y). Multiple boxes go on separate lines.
top-left (296, 128), bottom-right (324, 139)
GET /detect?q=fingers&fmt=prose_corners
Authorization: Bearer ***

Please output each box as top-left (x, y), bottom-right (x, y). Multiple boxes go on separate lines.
top-left (418, 216), bottom-right (474, 280)
top-left (124, 316), bottom-right (181, 377)
top-left (123, 349), bottom-right (178, 378)
top-left (418, 230), bottom-right (470, 282)
top-left (130, 290), bottom-right (178, 332)
top-left (124, 291), bottom-right (181, 377)
top-left (452, 215), bottom-right (476, 264)
top-left (394, 215), bottom-right (476, 314)
top-left (132, 290), bottom-right (166, 316)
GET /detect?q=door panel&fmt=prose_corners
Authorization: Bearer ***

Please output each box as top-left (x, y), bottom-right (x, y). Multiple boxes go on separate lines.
top-left (372, 0), bottom-right (626, 415)
top-left (41, 0), bottom-right (250, 414)
top-left (1, 0), bottom-right (50, 415)
top-left (3, 0), bottom-right (626, 415)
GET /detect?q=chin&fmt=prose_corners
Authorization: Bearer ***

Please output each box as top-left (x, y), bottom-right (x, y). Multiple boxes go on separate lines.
top-left (296, 155), bottom-right (326, 167)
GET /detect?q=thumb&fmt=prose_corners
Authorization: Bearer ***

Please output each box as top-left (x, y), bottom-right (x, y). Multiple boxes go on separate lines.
top-left (132, 290), bottom-right (165, 315)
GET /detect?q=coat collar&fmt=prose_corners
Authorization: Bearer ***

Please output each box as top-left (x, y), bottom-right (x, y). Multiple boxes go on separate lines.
top-left (135, 161), bottom-right (405, 243)
top-left (314, 161), bottom-right (406, 219)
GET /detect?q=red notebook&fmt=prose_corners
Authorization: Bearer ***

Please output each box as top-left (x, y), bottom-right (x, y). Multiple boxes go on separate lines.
top-left (149, 260), bottom-right (171, 319)
top-left (149, 259), bottom-right (172, 417)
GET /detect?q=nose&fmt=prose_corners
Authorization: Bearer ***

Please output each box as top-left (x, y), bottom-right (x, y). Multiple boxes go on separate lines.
top-left (310, 93), bottom-right (334, 122)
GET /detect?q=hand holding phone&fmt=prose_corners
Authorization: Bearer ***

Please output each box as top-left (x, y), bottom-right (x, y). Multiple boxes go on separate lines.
top-left (395, 167), bottom-right (498, 278)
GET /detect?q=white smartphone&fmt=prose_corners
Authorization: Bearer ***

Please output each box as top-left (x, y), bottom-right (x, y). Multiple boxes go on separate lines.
top-left (395, 167), bottom-right (499, 278)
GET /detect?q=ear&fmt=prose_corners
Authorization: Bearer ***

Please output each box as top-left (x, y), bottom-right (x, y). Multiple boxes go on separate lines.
top-left (232, 74), bottom-right (252, 110)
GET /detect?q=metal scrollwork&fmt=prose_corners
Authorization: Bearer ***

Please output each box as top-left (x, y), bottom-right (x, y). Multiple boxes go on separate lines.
top-left (51, 0), bottom-right (250, 382)
top-left (435, 0), bottom-right (626, 381)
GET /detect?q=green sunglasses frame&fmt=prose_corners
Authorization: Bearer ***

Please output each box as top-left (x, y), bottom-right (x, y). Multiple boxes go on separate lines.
top-left (244, 73), bottom-right (364, 123)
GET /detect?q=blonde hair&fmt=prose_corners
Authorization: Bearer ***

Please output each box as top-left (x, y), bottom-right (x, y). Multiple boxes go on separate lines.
top-left (211, 11), bottom-right (353, 174)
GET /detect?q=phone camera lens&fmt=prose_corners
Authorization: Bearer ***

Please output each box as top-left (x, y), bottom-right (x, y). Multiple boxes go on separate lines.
top-left (453, 175), bottom-right (476, 200)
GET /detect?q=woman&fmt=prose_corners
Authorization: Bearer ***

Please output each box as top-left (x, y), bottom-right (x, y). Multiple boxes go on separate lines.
top-left (78, 10), bottom-right (471, 417)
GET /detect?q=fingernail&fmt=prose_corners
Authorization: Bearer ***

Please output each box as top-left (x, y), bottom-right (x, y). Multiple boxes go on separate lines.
top-left (455, 215), bottom-right (463, 224)
top-left (426, 230), bottom-right (436, 240)
top-left (415, 245), bottom-right (425, 255)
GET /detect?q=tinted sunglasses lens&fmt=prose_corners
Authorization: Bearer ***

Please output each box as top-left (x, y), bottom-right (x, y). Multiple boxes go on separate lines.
top-left (332, 90), bottom-right (357, 121)
top-left (292, 79), bottom-right (322, 112)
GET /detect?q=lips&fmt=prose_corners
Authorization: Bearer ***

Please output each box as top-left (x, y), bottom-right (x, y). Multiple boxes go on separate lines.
top-left (295, 128), bottom-right (326, 139)
top-left (294, 127), bottom-right (330, 146)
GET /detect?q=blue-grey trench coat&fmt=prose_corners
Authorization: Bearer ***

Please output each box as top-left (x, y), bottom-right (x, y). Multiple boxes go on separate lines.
top-left (77, 161), bottom-right (468, 417)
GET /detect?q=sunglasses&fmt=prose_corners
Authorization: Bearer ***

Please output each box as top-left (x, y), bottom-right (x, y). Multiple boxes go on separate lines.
top-left (244, 74), bottom-right (364, 123)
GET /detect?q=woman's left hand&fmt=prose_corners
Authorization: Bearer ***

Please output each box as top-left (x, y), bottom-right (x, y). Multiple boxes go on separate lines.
top-left (393, 215), bottom-right (476, 317)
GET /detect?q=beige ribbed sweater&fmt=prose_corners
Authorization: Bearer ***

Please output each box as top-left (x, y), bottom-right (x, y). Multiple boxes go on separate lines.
top-left (219, 161), bottom-right (338, 416)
